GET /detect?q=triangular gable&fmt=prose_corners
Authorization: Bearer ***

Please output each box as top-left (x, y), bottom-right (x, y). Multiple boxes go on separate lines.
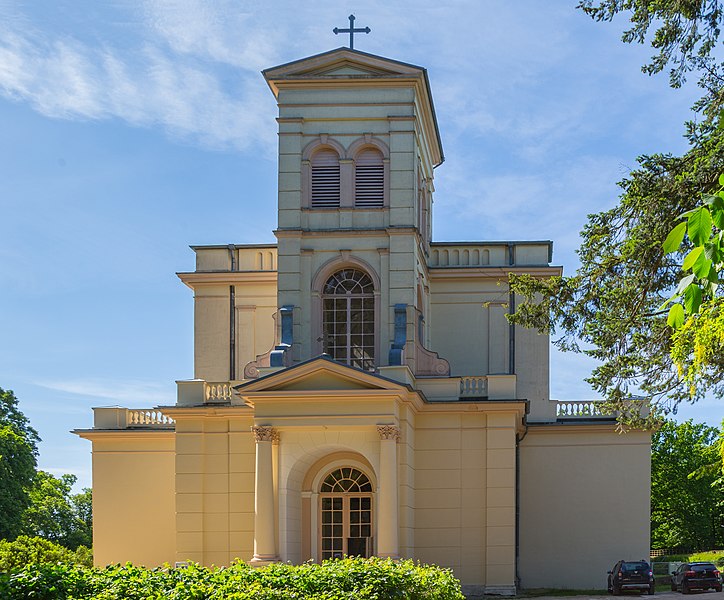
top-left (237, 356), bottom-right (410, 394)
top-left (314, 63), bottom-right (394, 77)
top-left (263, 48), bottom-right (425, 94)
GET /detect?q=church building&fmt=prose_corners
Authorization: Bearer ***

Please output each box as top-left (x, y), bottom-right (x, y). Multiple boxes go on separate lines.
top-left (75, 44), bottom-right (651, 594)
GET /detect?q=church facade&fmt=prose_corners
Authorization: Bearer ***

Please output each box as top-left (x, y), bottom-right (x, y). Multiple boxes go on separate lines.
top-left (75, 47), bottom-right (651, 593)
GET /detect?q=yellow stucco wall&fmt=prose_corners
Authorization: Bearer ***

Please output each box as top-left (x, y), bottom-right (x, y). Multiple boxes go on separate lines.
top-left (413, 411), bottom-right (518, 587)
top-left (518, 425), bottom-right (651, 589)
top-left (174, 411), bottom-right (256, 566)
top-left (89, 433), bottom-right (176, 567)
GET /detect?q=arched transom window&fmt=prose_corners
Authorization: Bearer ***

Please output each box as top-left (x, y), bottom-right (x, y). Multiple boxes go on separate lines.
top-left (322, 269), bottom-right (375, 370)
top-left (320, 467), bottom-right (373, 493)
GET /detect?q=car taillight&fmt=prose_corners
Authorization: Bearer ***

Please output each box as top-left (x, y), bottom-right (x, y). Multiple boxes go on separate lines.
top-left (649, 571), bottom-right (653, 577)
top-left (618, 571), bottom-right (623, 577)
top-left (685, 571), bottom-right (696, 577)
top-left (714, 570), bottom-right (720, 577)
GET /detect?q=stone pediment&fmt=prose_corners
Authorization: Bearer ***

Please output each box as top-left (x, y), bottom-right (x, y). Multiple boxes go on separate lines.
top-left (314, 63), bottom-right (395, 77)
top-left (237, 356), bottom-right (409, 394)
top-left (263, 48), bottom-right (426, 95)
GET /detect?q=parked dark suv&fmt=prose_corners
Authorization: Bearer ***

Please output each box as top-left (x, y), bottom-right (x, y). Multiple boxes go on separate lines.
top-left (608, 560), bottom-right (655, 595)
top-left (671, 562), bottom-right (722, 593)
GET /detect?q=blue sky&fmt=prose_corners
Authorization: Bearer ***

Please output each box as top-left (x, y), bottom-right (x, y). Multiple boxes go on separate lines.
top-left (0, 1), bottom-right (719, 489)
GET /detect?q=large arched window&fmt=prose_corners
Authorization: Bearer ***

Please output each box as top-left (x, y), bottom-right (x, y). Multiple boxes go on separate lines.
top-left (311, 149), bottom-right (341, 208)
top-left (319, 467), bottom-right (373, 559)
top-left (354, 148), bottom-right (384, 208)
top-left (322, 269), bottom-right (375, 370)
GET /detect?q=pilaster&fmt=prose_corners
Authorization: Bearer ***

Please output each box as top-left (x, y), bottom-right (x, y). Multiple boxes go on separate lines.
top-left (376, 424), bottom-right (400, 558)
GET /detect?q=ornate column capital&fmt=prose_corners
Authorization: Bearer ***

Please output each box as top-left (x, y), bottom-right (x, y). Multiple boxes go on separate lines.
top-left (377, 425), bottom-right (400, 442)
top-left (252, 425), bottom-right (279, 443)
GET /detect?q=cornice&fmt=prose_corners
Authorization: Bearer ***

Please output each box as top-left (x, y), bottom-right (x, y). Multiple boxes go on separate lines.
top-left (429, 266), bottom-right (562, 278)
top-left (524, 421), bottom-right (641, 435)
top-left (72, 429), bottom-right (175, 441)
top-left (177, 271), bottom-right (277, 288)
top-left (159, 405), bottom-right (254, 419)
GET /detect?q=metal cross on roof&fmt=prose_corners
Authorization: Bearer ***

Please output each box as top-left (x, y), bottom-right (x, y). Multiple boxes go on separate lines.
top-left (333, 14), bottom-right (370, 50)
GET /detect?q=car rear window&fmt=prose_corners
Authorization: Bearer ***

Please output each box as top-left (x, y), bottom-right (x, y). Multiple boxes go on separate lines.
top-left (622, 562), bottom-right (649, 572)
top-left (691, 564), bottom-right (716, 572)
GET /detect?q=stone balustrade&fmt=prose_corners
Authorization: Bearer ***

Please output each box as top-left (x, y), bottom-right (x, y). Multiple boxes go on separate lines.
top-left (429, 241), bottom-right (552, 268)
top-left (205, 381), bottom-right (234, 403)
top-left (93, 407), bottom-right (175, 429)
top-left (191, 244), bottom-right (278, 272)
top-left (176, 379), bottom-right (239, 405)
top-left (127, 409), bottom-right (175, 427)
top-left (459, 376), bottom-right (488, 397)
top-left (556, 400), bottom-right (611, 419)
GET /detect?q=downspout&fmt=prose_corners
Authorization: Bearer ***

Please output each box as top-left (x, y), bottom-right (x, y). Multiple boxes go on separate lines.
top-left (507, 242), bottom-right (515, 375)
top-left (228, 245), bottom-right (237, 381)
top-left (515, 413), bottom-right (529, 591)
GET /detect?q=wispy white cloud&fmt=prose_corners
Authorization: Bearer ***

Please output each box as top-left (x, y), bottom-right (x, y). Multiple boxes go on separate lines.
top-left (36, 378), bottom-right (175, 406)
top-left (0, 8), bottom-right (276, 152)
top-left (140, 0), bottom-right (281, 69)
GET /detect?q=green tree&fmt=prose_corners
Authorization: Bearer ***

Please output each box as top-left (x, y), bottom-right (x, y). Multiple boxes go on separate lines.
top-left (0, 388), bottom-right (39, 539)
top-left (578, 0), bottom-right (724, 111)
top-left (509, 122), bottom-right (724, 425)
top-left (509, 3), bottom-right (724, 425)
top-left (21, 471), bottom-right (92, 550)
top-left (661, 177), bottom-right (724, 396)
top-left (651, 420), bottom-right (724, 550)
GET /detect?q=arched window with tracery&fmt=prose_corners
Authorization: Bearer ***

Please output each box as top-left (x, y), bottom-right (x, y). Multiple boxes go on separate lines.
top-left (319, 467), bottom-right (373, 559)
top-left (354, 148), bottom-right (384, 208)
top-left (322, 269), bottom-right (375, 370)
top-left (311, 149), bottom-right (341, 208)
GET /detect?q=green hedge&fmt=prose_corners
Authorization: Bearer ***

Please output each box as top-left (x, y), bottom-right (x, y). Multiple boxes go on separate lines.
top-left (0, 557), bottom-right (465, 599)
top-left (0, 536), bottom-right (92, 571)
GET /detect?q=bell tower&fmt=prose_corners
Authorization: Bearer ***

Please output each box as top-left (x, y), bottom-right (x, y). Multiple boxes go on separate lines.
top-left (262, 48), bottom-right (446, 373)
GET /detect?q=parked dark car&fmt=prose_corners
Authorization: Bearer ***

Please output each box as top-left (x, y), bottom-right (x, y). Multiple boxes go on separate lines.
top-left (608, 560), bottom-right (655, 595)
top-left (670, 562), bottom-right (722, 593)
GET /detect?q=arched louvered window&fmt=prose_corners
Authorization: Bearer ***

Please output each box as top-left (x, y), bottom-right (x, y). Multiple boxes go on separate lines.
top-left (311, 149), bottom-right (341, 208)
top-left (322, 269), bottom-right (375, 370)
top-left (354, 149), bottom-right (384, 208)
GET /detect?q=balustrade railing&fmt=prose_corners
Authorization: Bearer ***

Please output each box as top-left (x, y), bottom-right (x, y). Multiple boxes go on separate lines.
top-left (459, 376), bottom-right (488, 398)
top-left (205, 381), bottom-right (234, 403)
top-left (126, 409), bottom-right (175, 428)
top-left (556, 401), bottom-right (611, 419)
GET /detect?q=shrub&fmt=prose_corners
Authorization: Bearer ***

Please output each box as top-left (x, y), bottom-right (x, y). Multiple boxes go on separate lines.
top-left (0, 557), bottom-right (465, 600)
top-left (0, 536), bottom-right (92, 571)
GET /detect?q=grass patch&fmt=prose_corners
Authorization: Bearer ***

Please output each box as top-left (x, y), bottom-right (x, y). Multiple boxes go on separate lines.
top-left (690, 550), bottom-right (724, 566)
top-left (652, 550), bottom-right (724, 566)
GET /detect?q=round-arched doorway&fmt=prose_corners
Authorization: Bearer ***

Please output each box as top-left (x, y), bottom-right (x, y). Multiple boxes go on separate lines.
top-left (319, 467), bottom-right (373, 559)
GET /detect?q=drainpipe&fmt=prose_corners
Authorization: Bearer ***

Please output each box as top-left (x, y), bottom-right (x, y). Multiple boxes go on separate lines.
top-left (507, 243), bottom-right (516, 375)
top-left (228, 245), bottom-right (237, 381)
top-left (515, 414), bottom-right (529, 591)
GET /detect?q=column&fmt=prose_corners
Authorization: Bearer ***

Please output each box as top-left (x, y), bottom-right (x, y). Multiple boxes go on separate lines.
top-left (377, 425), bottom-right (400, 559)
top-left (251, 426), bottom-right (279, 564)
